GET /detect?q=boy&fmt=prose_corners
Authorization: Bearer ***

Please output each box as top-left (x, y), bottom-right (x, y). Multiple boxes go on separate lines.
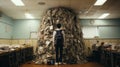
top-left (53, 23), bottom-right (65, 65)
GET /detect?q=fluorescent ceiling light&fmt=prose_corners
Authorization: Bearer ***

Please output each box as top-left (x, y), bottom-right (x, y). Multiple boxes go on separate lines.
top-left (25, 13), bottom-right (34, 19)
top-left (11, 0), bottom-right (24, 6)
top-left (94, 0), bottom-right (107, 6)
top-left (98, 13), bottom-right (110, 19)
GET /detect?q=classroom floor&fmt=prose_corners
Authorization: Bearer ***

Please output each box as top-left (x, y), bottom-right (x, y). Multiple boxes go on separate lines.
top-left (21, 62), bottom-right (104, 67)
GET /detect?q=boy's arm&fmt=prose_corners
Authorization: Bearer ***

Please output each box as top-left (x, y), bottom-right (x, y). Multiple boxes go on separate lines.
top-left (62, 31), bottom-right (66, 47)
top-left (53, 31), bottom-right (56, 47)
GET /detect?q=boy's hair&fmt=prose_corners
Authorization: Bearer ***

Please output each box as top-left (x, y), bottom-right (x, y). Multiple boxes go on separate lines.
top-left (56, 23), bottom-right (61, 28)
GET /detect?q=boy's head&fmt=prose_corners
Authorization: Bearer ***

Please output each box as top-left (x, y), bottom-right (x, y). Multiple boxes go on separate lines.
top-left (56, 23), bottom-right (61, 28)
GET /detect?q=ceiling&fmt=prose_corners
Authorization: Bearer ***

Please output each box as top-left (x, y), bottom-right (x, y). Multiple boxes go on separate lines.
top-left (0, 0), bottom-right (120, 19)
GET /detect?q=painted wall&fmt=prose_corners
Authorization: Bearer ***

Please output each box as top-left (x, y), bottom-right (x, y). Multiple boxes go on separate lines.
top-left (12, 19), bottom-right (120, 39)
top-left (80, 19), bottom-right (120, 26)
top-left (12, 19), bottom-right (40, 39)
top-left (80, 19), bottom-right (120, 38)
top-left (0, 14), bottom-right (13, 39)
top-left (0, 13), bottom-right (120, 39)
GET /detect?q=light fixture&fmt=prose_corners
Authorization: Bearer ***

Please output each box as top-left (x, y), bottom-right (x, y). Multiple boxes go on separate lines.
top-left (98, 13), bottom-right (110, 19)
top-left (11, 0), bottom-right (24, 6)
top-left (94, 0), bottom-right (107, 6)
top-left (25, 13), bottom-right (34, 19)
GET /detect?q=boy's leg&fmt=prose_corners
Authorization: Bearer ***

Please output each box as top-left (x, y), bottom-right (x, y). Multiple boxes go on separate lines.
top-left (59, 45), bottom-right (63, 63)
top-left (55, 45), bottom-right (59, 63)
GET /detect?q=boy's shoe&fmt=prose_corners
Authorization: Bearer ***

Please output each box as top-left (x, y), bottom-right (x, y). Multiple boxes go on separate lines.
top-left (55, 62), bottom-right (58, 65)
top-left (59, 62), bottom-right (62, 65)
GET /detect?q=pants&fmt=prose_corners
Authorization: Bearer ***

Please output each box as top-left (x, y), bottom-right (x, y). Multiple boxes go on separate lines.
top-left (55, 44), bottom-right (63, 62)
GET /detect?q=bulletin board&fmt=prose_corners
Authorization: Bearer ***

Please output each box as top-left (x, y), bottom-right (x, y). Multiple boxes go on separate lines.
top-left (82, 26), bottom-right (99, 38)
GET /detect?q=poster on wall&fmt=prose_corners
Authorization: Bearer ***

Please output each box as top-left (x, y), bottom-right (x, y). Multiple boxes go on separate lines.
top-left (82, 26), bottom-right (99, 38)
top-left (5, 25), bottom-right (12, 32)
top-left (30, 32), bottom-right (38, 39)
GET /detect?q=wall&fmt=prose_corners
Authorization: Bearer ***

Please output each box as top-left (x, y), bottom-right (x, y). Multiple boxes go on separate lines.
top-left (12, 19), bottom-right (120, 39)
top-left (0, 14), bottom-right (13, 39)
top-left (80, 19), bottom-right (120, 26)
top-left (0, 15), bottom-right (40, 45)
top-left (80, 19), bottom-right (120, 38)
top-left (12, 19), bottom-right (40, 39)
top-left (0, 14), bottom-right (13, 44)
